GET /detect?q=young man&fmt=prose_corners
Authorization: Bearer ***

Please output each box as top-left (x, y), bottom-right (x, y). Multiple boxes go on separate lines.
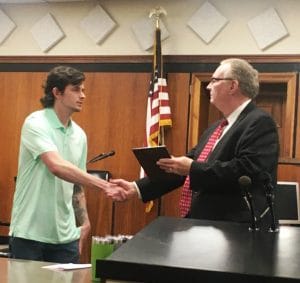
top-left (112, 58), bottom-right (280, 229)
top-left (9, 66), bottom-right (125, 263)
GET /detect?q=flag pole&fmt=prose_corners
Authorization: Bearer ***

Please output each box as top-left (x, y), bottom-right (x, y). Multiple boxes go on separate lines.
top-left (149, 7), bottom-right (168, 146)
top-left (149, 6), bottom-right (167, 30)
top-left (145, 7), bottom-right (170, 214)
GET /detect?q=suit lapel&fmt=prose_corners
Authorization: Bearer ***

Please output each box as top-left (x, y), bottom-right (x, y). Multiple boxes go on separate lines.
top-left (206, 102), bottom-right (257, 161)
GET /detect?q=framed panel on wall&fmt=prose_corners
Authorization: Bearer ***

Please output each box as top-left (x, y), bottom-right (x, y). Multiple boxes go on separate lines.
top-left (258, 73), bottom-right (297, 159)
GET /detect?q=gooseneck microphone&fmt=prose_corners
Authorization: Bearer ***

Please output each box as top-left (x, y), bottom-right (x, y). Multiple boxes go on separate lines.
top-left (87, 150), bottom-right (115, 164)
top-left (260, 172), bottom-right (279, 233)
top-left (238, 175), bottom-right (258, 231)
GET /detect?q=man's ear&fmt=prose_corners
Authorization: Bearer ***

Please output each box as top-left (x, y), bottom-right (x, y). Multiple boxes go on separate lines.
top-left (230, 79), bottom-right (239, 93)
top-left (52, 87), bottom-right (61, 99)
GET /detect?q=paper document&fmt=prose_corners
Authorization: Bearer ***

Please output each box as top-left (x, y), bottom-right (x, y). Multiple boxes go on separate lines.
top-left (42, 263), bottom-right (91, 270)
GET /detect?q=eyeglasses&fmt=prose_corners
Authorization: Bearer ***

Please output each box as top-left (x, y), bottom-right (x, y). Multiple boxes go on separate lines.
top-left (209, 77), bottom-right (234, 84)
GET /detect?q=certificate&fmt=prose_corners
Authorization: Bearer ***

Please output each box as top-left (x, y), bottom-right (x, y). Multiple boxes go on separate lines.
top-left (132, 146), bottom-right (178, 181)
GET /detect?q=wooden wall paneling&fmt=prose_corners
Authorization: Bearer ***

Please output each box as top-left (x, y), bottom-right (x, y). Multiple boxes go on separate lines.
top-left (0, 72), bottom-right (44, 225)
top-left (187, 74), bottom-right (202, 151)
top-left (278, 164), bottom-right (300, 182)
top-left (159, 73), bottom-right (191, 217)
top-left (188, 74), bottom-right (212, 150)
top-left (258, 73), bottom-right (297, 158)
top-left (107, 72), bottom-right (160, 235)
top-left (257, 82), bottom-right (286, 158)
top-left (295, 73), bottom-right (300, 159)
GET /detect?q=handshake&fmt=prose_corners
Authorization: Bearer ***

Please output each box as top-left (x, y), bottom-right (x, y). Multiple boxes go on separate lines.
top-left (102, 179), bottom-right (138, 202)
top-left (95, 155), bottom-right (194, 202)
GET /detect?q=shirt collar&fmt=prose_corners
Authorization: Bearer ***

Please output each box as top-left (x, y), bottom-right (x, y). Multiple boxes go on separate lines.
top-left (45, 108), bottom-right (73, 132)
top-left (226, 99), bottom-right (251, 126)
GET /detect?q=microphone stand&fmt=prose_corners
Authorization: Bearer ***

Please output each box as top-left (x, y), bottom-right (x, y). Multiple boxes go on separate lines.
top-left (265, 182), bottom-right (279, 233)
top-left (259, 172), bottom-right (279, 233)
top-left (244, 190), bottom-right (259, 231)
top-left (239, 176), bottom-right (259, 232)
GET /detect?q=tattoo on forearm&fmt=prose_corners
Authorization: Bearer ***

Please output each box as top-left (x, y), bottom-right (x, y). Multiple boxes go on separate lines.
top-left (73, 184), bottom-right (89, 226)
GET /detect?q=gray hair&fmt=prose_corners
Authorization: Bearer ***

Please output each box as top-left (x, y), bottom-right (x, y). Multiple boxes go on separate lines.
top-left (221, 58), bottom-right (259, 99)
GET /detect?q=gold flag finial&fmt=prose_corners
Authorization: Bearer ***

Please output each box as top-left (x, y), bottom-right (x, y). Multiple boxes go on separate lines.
top-left (149, 6), bottom-right (167, 28)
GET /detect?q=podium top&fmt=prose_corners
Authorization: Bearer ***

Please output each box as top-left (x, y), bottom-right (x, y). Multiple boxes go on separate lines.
top-left (97, 216), bottom-right (300, 283)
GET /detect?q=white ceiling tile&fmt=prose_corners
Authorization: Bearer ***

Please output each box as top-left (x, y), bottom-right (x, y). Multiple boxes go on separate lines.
top-left (30, 13), bottom-right (65, 52)
top-left (80, 4), bottom-right (116, 44)
top-left (187, 1), bottom-right (228, 44)
top-left (247, 7), bottom-right (288, 50)
top-left (0, 9), bottom-right (16, 44)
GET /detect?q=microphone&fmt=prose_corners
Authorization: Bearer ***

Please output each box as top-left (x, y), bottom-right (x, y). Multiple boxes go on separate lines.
top-left (238, 176), bottom-right (258, 231)
top-left (87, 150), bottom-right (115, 164)
top-left (260, 172), bottom-right (279, 232)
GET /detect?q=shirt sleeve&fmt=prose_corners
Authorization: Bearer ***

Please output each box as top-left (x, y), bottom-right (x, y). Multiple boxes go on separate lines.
top-left (21, 116), bottom-right (58, 160)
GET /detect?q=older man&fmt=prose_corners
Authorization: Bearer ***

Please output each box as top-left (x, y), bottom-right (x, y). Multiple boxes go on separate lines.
top-left (112, 58), bottom-right (279, 228)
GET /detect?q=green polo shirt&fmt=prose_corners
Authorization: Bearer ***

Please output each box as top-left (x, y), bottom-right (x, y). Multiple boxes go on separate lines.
top-left (9, 108), bottom-right (87, 244)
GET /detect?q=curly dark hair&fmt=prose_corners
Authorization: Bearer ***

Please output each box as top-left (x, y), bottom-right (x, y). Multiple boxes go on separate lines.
top-left (40, 65), bottom-right (85, 108)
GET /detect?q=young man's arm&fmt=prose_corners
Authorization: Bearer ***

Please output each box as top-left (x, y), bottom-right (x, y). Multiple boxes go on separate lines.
top-left (72, 184), bottom-right (91, 255)
top-left (41, 151), bottom-right (127, 201)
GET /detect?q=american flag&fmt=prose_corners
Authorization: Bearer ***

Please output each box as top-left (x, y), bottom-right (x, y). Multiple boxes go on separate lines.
top-left (146, 26), bottom-right (172, 148)
top-left (142, 26), bottom-right (172, 213)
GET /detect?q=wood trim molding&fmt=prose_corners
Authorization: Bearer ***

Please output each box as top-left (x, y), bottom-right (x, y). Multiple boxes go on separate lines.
top-left (0, 54), bottom-right (300, 64)
top-left (279, 158), bottom-right (300, 165)
top-left (0, 55), bottom-right (152, 64)
top-left (188, 73), bottom-right (211, 150)
top-left (165, 55), bottom-right (300, 63)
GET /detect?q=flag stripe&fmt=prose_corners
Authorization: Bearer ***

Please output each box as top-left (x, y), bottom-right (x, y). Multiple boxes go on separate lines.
top-left (142, 27), bottom-right (172, 212)
top-left (142, 26), bottom-right (172, 182)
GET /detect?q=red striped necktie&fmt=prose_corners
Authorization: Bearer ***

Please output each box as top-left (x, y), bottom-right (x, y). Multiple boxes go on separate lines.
top-left (179, 119), bottom-right (228, 217)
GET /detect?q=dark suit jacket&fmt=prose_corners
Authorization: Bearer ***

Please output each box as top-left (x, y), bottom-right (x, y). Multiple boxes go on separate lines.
top-left (136, 102), bottom-right (279, 226)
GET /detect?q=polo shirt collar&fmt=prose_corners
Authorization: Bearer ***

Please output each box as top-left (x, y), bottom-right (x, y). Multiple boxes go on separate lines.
top-left (45, 108), bottom-right (73, 132)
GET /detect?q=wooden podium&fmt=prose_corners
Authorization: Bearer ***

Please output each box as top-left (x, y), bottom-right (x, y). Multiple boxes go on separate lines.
top-left (97, 216), bottom-right (300, 283)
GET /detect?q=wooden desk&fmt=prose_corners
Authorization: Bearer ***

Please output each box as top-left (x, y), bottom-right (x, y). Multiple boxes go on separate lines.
top-left (97, 216), bottom-right (300, 283)
top-left (0, 258), bottom-right (92, 283)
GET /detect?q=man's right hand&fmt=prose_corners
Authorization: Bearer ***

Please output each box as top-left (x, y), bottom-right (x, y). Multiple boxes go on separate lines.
top-left (108, 179), bottom-right (138, 201)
